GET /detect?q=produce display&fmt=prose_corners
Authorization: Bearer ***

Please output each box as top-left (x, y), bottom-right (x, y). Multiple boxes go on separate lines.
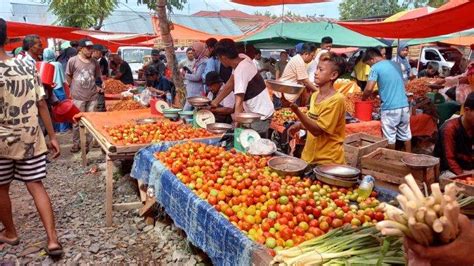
top-left (105, 122), bottom-right (214, 145)
top-left (104, 79), bottom-right (130, 94)
top-left (155, 142), bottom-right (385, 250)
top-left (108, 99), bottom-right (146, 112)
top-left (273, 226), bottom-right (404, 265)
top-left (273, 108), bottom-right (307, 125)
top-left (376, 174), bottom-right (461, 246)
top-left (345, 92), bottom-right (381, 115)
top-left (406, 77), bottom-right (444, 98)
top-left (453, 175), bottom-right (474, 186)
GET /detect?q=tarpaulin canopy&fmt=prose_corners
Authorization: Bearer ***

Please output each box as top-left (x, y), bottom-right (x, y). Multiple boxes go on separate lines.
top-left (337, 0), bottom-right (474, 38)
top-left (441, 35), bottom-right (474, 46)
top-left (239, 22), bottom-right (387, 48)
top-left (231, 0), bottom-right (329, 6)
top-left (384, 6), bottom-right (435, 22)
top-left (151, 17), bottom-right (239, 41)
top-left (6, 21), bottom-right (157, 52)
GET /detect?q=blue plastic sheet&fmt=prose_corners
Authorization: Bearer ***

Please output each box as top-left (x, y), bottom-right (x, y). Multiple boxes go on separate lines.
top-left (131, 138), bottom-right (260, 266)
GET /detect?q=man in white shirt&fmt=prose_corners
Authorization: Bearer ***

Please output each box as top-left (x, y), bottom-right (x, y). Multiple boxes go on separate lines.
top-left (213, 39), bottom-right (274, 137)
top-left (308, 36), bottom-right (333, 83)
top-left (278, 43), bottom-right (319, 104)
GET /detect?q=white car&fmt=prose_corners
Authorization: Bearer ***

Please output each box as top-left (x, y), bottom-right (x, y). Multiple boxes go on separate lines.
top-left (420, 46), bottom-right (462, 77)
top-left (117, 47), bottom-right (153, 80)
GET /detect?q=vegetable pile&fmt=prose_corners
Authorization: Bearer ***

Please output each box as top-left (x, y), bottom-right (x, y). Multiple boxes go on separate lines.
top-left (104, 79), bottom-right (130, 94)
top-left (406, 77), bottom-right (444, 98)
top-left (376, 174), bottom-right (461, 246)
top-left (105, 122), bottom-right (214, 145)
top-left (155, 142), bottom-right (385, 250)
top-left (272, 226), bottom-right (404, 265)
top-left (108, 99), bottom-right (146, 112)
top-left (273, 108), bottom-right (307, 126)
top-left (345, 92), bottom-right (381, 115)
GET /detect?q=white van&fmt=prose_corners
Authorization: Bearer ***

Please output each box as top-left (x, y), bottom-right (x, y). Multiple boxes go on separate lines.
top-left (117, 47), bottom-right (153, 80)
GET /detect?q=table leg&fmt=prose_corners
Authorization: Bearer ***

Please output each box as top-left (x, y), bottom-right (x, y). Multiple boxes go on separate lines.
top-left (80, 123), bottom-right (87, 167)
top-left (106, 156), bottom-right (114, 226)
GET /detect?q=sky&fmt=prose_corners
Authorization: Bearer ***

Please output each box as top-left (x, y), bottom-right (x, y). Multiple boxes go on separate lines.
top-left (2, 0), bottom-right (342, 19)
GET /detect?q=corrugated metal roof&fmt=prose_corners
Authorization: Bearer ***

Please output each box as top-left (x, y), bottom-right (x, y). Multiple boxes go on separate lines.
top-left (8, 2), bottom-right (242, 36)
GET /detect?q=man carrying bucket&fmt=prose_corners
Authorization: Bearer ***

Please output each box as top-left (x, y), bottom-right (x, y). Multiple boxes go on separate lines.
top-left (362, 47), bottom-right (412, 152)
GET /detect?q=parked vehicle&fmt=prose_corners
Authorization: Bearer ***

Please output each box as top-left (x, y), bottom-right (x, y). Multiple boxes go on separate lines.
top-left (419, 46), bottom-right (463, 77)
top-left (117, 47), bottom-right (152, 80)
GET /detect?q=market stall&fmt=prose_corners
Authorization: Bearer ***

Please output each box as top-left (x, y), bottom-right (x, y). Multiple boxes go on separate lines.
top-left (77, 109), bottom-right (220, 226)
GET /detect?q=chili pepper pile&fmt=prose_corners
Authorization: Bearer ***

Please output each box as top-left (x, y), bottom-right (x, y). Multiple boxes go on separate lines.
top-left (104, 79), bottom-right (129, 94)
top-left (108, 99), bottom-right (146, 112)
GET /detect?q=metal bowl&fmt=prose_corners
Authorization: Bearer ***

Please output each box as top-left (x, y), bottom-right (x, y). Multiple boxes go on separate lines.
top-left (401, 154), bottom-right (439, 170)
top-left (187, 96), bottom-right (211, 107)
top-left (267, 156), bottom-right (308, 176)
top-left (135, 118), bottom-right (158, 125)
top-left (315, 164), bottom-right (360, 178)
top-left (232, 112), bottom-right (262, 124)
top-left (206, 123), bottom-right (233, 134)
top-left (313, 169), bottom-right (358, 188)
top-left (266, 80), bottom-right (305, 95)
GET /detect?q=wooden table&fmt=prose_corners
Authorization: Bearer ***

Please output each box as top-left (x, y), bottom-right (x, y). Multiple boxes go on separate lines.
top-left (79, 109), bottom-right (162, 226)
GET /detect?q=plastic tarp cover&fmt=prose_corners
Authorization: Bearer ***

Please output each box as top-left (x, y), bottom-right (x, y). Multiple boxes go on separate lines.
top-left (337, 0), bottom-right (474, 39)
top-left (131, 141), bottom-right (262, 266)
top-left (240, 22), bottom-right (387, 48)
top-left (231, 0), bottom-right (328, 6)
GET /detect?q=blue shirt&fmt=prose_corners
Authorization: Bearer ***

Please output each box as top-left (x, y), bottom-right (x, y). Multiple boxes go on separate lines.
top-left (368, 60), bottom-right (409, 110)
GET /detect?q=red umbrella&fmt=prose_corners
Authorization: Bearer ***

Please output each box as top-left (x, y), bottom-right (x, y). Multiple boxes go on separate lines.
top-left (231, 0), bottom-right (329, 6)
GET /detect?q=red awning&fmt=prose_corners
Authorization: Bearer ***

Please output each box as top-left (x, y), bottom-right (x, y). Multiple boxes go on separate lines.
top-left (231, 0), bottom-right (328, 6)
top-left (337, 0), bottom-right (474, 38)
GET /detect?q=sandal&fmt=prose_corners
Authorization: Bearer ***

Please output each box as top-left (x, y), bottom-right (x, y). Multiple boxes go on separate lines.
top-left (44, 244), bottom-right (64, 257)
top-left (70, 145), bottom-right (80, 153)
top-left (0, 234), bottom-right (20, 246)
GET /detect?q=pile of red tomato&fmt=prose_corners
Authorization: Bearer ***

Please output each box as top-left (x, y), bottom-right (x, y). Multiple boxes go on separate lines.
top-left (105, 121), bottom-right (214, 145)
top-left (155, 142), bottom-right (385, 250)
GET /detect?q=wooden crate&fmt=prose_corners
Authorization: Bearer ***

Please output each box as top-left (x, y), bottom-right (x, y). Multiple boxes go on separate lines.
top-left (440, 173), bottom-right (474, 196)
top-left (344, 133), bottom-right (388, 168)
top-left (361, 148), bottom-right (438, 187)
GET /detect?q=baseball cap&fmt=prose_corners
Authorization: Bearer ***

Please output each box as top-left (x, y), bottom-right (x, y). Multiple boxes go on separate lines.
top-left (205, 71), bottom-right (223, 86)
top-left (295, 43), bottom-right (304, 54)
top-left (151, 49), bottom-right (160, 56)
top-left (78, 39), bottom-right (94, 47)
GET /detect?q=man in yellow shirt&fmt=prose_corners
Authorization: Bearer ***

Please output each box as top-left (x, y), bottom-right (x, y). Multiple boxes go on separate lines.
top-left (284, 52), bottom-right (347, 165)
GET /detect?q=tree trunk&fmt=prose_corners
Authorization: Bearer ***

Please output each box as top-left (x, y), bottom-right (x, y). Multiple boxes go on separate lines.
top-left (156, 0), bottom-right (185, 107)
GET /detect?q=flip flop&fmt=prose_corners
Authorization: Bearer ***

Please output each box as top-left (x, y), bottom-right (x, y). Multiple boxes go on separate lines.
top-left (44, 244), bottom-right (64, 257)
top-left (0, 236), bottom-right (20, 246)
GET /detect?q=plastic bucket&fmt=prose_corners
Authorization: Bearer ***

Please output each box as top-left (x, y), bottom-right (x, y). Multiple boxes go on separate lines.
top-left (36, 62), bottom-right (55, 86)
top-left (52, 99), bottom-right (80, 123)
top-left (354, 101), bottom-right (373, 121)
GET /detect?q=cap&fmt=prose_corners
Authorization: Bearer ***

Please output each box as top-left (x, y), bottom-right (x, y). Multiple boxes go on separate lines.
top-left (151, 49), bottom-right (160, 56)
top-left (78, 39), bottom-right (94, 47)
top-left (205, 71), bottom-right (222, 86)
top-left (295, 43), bottom-right (304, 54)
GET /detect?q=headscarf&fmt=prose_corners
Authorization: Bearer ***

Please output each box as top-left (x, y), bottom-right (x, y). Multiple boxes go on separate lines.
top-left (13, 47), bottom-right (23, 56)
top-left (43, 48), bottom-right (56, 62)
top-left (192, 42), bottom-right (207, 63)
top-left (395, 41), bottom-right (411, 81)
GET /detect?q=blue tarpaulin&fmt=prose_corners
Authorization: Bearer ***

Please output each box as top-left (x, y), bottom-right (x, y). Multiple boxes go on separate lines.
top-left (131, 139), bottom-right (264, 266)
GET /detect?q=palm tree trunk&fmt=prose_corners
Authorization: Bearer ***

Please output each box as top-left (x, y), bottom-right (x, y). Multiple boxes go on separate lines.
top-left (156, 0), bottom-right (185, 107)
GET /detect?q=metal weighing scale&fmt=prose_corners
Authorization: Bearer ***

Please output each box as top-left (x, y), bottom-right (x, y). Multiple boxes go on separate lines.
top-left (232, 113), bottom-right (262, 152)
top-left (187, 96), bottom-right (216, 129)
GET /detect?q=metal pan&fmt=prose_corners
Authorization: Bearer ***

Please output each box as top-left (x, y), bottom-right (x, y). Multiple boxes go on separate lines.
top-left (315, 164), bottom-right (360, 178)
top-left (266, 80), bottom-right (305, 95)
top-left (313, 169), bottom-right (358, 188)
top-left (206, 123), bottom-right (233, 134)
top-left (232, 112), bottom-right (261, 124)
top-left (268, 156), bottom-right (308, 176)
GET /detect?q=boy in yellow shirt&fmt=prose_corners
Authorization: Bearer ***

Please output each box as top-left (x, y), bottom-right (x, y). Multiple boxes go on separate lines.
top-left (284, 53), bottom-right (347, 165)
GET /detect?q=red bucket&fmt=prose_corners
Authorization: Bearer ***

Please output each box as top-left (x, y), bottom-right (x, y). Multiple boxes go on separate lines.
top-left (36, 62), bottom-right (55, 86)
top-left (52, 99), bottom-right (80, 123)
top-left (354, 101), bottom-right (373, 121)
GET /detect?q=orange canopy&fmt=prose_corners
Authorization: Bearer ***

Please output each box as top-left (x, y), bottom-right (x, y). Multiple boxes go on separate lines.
top-left (441, 35), bottom-right (474, 46)
top-left (337, 0), bottom-right (474, 39)
top-left (231, 0), bottom-right (329, 6)
top-left (151, 17), bottom-right (240, 41)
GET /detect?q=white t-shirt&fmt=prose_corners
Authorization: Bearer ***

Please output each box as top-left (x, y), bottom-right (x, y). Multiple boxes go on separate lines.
top-left (207, 85), bottom-right (235, 109)
top-left (234, 54), bottom-right (274, 120)
top-left (308, 49), bottom-right (329, 82)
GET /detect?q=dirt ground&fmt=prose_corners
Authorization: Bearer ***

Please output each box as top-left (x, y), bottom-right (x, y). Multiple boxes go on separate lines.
top-left (0, 131), bottom-right (209, 265)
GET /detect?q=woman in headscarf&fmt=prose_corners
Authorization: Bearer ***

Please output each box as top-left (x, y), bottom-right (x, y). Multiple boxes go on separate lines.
top-left (183, 42), bottom-right (208, 111)
top-left (393, 42), bottom-right (411, 83)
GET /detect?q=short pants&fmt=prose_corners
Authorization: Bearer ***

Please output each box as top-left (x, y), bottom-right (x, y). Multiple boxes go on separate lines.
top-left (381, 107), bottom-right (412, 144)
top-left (0, 154), bottom-right (47, 185)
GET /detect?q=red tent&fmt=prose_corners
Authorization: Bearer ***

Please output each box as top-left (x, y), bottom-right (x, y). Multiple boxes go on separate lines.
top-left (337, 0), bottom-right (474, 38)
